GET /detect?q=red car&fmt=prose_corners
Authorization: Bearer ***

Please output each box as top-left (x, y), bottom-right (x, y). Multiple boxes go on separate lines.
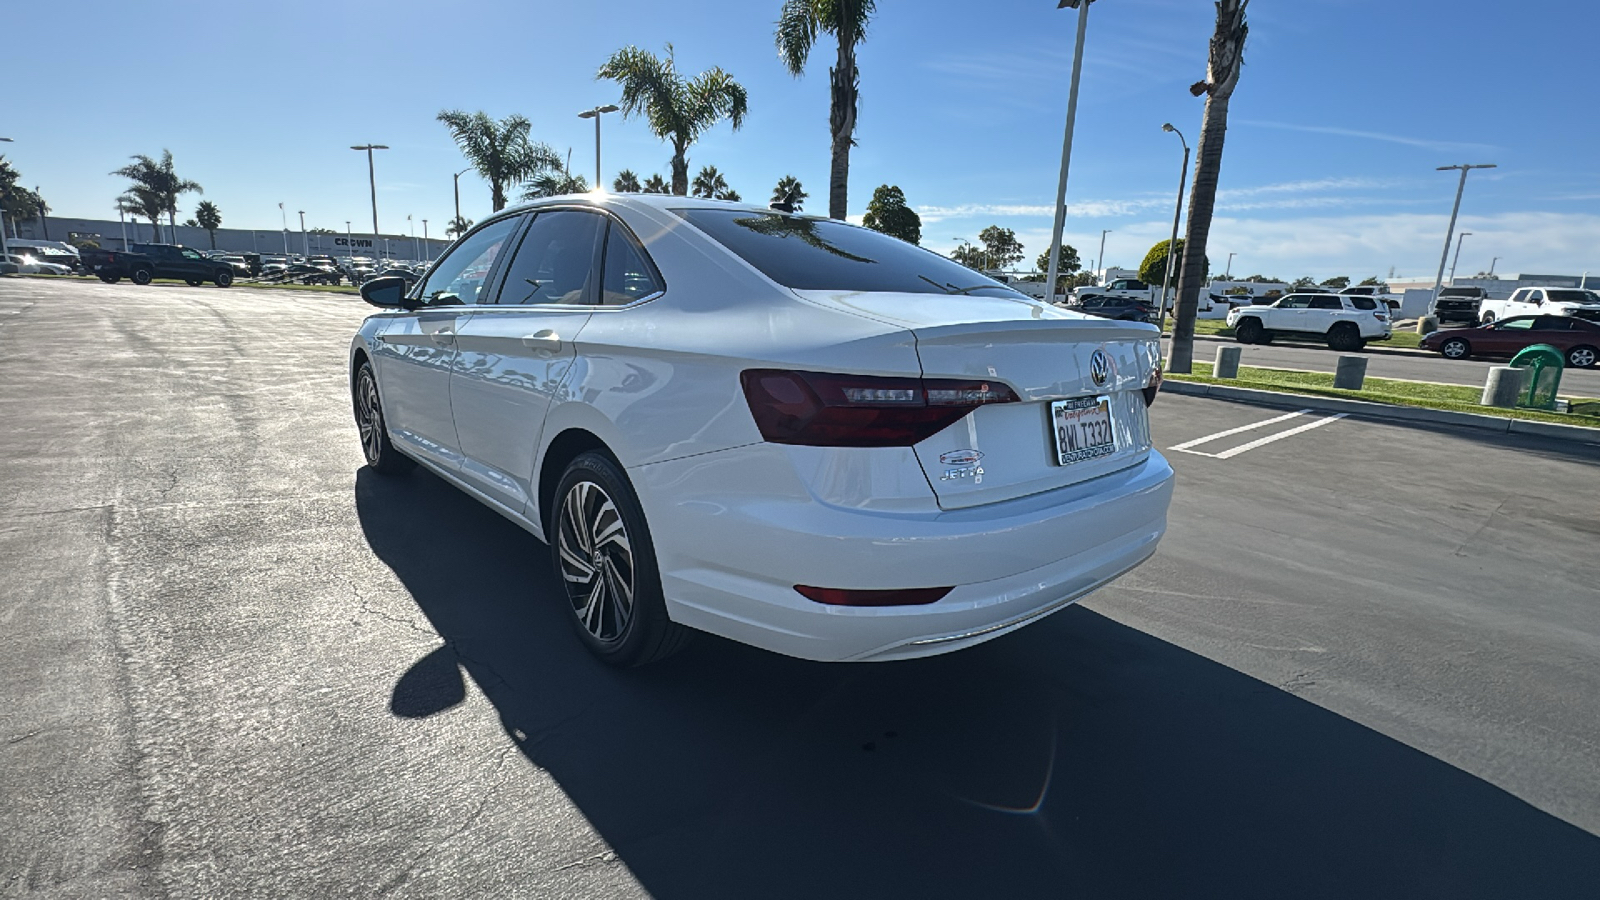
top-left (1420, 314), bottom-right (1600, 368)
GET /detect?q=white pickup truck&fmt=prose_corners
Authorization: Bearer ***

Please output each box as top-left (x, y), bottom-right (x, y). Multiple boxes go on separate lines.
top-left (1477, 286), bottom-right (1600, 324)
top-left (1226, 291), bottom-right (1392, 351)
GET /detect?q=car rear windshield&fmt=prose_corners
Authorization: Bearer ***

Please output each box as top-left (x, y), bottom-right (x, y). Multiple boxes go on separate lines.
top-left (675, 208), bottom-right (1026, 298)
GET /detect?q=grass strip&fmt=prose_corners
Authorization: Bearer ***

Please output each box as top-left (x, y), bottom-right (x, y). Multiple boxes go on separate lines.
top-left (1169, 362), bottom-right (1600, 430)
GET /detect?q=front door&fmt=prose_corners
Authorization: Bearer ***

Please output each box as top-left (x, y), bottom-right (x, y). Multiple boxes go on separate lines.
top-left (450, 209), bottom-right (606, 516)
top-left (373, 216), bottom-right (520, 471)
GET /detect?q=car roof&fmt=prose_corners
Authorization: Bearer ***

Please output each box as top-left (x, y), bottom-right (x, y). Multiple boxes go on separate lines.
top-left (501, 191), bottom-right (822, 221)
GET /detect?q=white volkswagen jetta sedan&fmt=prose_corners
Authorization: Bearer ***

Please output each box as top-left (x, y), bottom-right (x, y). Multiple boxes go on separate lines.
top-left (350, 194), bottom-right (1173, 666)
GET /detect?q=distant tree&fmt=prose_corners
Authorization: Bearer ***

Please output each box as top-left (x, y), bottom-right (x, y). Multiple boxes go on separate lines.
top-left (436, 109), bottom-right (562, 212)
top-left (1065, 270), bottom-right (1098, 288)
top-left (1358, 276), bottom-right (1383, 286)
top-left (522, 171), bottom-right (590, 199)
top-left (1138, 239), bottom-right (1207, 290)
top-left (1470, 271), bottom-right (1499, 280)
top-left (776, 0), bottom-right (875, 220)
top-left (771, 175), bottom-right (806, 211)
top-left (445, 216), bottom-right (474, 238)
top-left (1242, 273), bottom-right (1280, 283)
top-left (613, 169), bottom-right (642, 192)
top-left (691, 165), bottom-right (739, 200)
top-left (112, 150), bottom-right (201, 241)
top-left (977, 225), bottom-right (1024, 270)
top-left (117, 189), bottom-right (164, 242)
top-left (194, 200), bottom-right (223, 250)
top-left (308, 227), bottom-right (337, 234)
top-left (641, 173), bottom-right (671, 194)
top-left (861, 184), bottom-right (921, 244)
top-left (183, 218), bottom-right (198, 228)
top-left (1033, 244), bottom-right (1081, 294)
top-left (2, 158), bottom-right (49, 231)
top-left (598, 44), bottom-right (748, 196)
top-left (950, 242), bottom-right (984, 269)
top-left (1320, 275), bottom-right (1350, 288)
top-left (1292, 276), bottom-right (1317, 288)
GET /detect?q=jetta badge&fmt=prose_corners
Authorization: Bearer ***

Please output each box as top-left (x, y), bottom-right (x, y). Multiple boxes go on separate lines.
top-left (939, 449), bottom-right (984, 466)
top-left (1089, 349), bottom-right (1111, 387)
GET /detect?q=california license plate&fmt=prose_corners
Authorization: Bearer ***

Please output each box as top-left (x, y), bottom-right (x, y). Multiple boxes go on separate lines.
top-left (1051, 396), bottom-right (1116, 465)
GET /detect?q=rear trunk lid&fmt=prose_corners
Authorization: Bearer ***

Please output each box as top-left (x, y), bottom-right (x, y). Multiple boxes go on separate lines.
top-left (795, 290), bottom-right (1161, 509)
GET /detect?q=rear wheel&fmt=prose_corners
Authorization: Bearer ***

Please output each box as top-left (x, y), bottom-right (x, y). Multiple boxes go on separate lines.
top-left (1567, 345), bottom-right (1598, 368)
top-left (131, 267), bottom-right (154, 286)
top-left (1235, 318), bottom-right (1264, 344)
top-left (1440, 337), bottom-right (1471, 360)
top-left (185, 278), bottom-right (203, 286)
top-left (98, 274), bottom-right (121, 284)
top-left (1480, 312), bottom-right (1496, 325)
top-left (552, 451), bottom-right (689, 667)
top-left (353, 362), bottom-right (415, 475)
top-left (215, 270), bottom-right (234, 287)
top-left (1328, 323), bottom-right (1365, 352)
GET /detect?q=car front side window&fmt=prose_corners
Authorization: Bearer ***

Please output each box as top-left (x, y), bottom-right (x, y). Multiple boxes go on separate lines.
top-left (494, 210), bottom-right (604, 306)
top-left (414, 217), bottom-right (519, 307)
top-left (1497, 318), bottom-right (1536, 331)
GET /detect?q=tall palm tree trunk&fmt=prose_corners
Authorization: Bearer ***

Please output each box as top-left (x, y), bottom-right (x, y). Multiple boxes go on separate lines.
top-left (671, 143), bottom-right (690, 196)
top-left (1168, 0), bottom-right (1248, 374)
top-left (828, 19), bottom-right (858, 220)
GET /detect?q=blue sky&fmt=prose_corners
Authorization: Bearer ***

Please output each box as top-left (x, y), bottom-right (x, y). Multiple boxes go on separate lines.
top-left (9, 0), bottom-right (1598, 279)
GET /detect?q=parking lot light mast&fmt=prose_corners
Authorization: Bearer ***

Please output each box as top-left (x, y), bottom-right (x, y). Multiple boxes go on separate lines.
top-left (1447, 231), bottom-right (1472, 285)
top-left (1489, 256), bottom-right (1500, 277)
top-left (278, 203), bottom-right (289, 257)
top-left (577, 104), bottom-right (620, 189)
top-left (0, 137), bottom-right (12, 264)
top-left (351, 144), bottom-right (389, 259)
top-left (298, 210), bottom-right (308, 260)
top-left (421, 219), bottom-right (429, 261)
top-left (453, 167), bottom-right (470, 230)
top-left (345, 221), bottom-right (353, 265)
top-left (1429, 163), bottom-right (1496, 313)
top-left (1097, 229), bottom-right (1111, 282)
top-left (1044, 0), bottom-right (1097, 305)
top-left (1225, 252), bottom-right (1236, 279)
top-left (1158, 123), bottom-right (1189, 329)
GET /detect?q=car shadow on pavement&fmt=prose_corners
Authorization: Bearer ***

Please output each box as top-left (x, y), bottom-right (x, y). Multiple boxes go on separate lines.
top-left (356, 467), bottom-right (1599, 900)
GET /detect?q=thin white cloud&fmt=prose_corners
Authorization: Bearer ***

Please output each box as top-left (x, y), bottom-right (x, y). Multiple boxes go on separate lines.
top-left (1236, 119), bottom-right (1500, 154)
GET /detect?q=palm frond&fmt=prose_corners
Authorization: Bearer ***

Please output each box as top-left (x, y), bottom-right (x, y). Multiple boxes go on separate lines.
top-left (775, 0), bottom-right (819, 75)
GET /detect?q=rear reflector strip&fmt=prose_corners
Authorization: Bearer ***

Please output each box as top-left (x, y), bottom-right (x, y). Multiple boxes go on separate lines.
top-left (795, 585), bottom-right (954, 607)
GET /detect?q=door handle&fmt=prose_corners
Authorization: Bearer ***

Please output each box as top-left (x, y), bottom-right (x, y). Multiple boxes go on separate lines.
top-left (522, 330), bottom-right (562, 350)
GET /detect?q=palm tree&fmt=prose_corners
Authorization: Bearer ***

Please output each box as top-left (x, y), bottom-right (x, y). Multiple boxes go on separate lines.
top-left (598, 44), bottom-right (748, 196)
top-left (1168, 0), bottom-right (1249, 374)
top-left (445, 215), bottom-right (474, 238)
top-left (641, 174), bottom-right (671, 194)
top-left (522, 171), bottom-right (591, 199)
top-left (436, 109), bottom-right (562, 212)
top-left (194, 200), bottom-right (223, 250)
top-left (613, 169), bottom-right (642, 192)
top-left (117, 189), bottom-right (164, 243)
top-left (691, 165), bottom-right (739, 200)
top-left (776, 0), bottom-right (874, 220)
top-left (112, 150), bottom-right (201, 243)
top-left (771, 175), bottom-right (807, 211)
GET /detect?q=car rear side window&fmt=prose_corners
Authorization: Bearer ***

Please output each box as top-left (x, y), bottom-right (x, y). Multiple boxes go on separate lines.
top-left (675, 208), bottom-right (1025, 298)
top-left (494, 211), bottom-right (604, 306)
top-left (1310, 296), bottom-right (1342, 309)
top-left (1351, 297), bottom-right (1377, 310)
top-left (600, 221), bottom-right (663, 305)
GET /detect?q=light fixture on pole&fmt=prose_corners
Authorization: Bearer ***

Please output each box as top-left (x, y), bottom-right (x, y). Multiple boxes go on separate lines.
top-left (351, 144), bottom-right (389, 258)
top-left (299, 210), bottom-right (308, 260)
top-left (1097, 229), bottom-right (1111, 283)
top-left (577, 104), bottom-right (621, 189)
top-left (453, 167), bottom-right (470, 232)
top-left (1158, 123), bottom-right (1189, 330)
top-left (1447, 232), bottom-right (1472, 285)
top-left (1225, 252), bottom-right (1236, 279)
top-left (1044, 0), bottom-right (1098, 305)
top-left (1429, 163), bottom-right (1496, 314)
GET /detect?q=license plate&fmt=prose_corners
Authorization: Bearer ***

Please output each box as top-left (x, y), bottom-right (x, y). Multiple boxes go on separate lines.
top-left (1051, 396), bottom-right (1116, 465)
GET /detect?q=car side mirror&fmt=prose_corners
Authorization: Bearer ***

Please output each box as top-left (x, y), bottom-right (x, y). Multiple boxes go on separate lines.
top-left (360, 275), bottom-right (413, 309)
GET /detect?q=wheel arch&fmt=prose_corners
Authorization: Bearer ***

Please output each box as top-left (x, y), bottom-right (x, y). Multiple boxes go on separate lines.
top-left (538, 428), bottom-right (623, 540)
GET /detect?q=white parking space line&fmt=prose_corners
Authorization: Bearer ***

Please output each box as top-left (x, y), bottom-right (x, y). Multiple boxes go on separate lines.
top-left (1169, 410), bottom-right (1310, 452)
top-left (1169, 409), bottom-right (1348, 459)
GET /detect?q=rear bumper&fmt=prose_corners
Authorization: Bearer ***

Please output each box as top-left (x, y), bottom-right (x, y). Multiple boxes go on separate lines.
top-left (631, 445), bottom-right (1174, 662)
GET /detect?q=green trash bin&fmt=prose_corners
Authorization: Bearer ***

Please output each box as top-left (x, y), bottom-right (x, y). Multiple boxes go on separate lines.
top-left (1508, 344), bottom-right (1564, 410)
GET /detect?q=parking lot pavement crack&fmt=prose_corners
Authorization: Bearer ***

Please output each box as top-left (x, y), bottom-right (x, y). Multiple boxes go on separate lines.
top-left (373, 744), bottom-right (522, 896)
top-left (346, 580), bottom-right (439, 639)
top-left (1450, 500), bottom-right (1507, 558)
top-left (553, 849), bottom-right (621, 872)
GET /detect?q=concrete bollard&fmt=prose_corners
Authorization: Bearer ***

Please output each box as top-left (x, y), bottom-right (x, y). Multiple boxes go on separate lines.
top-left (1333, 355), bottom-right (1368, 390)
top-left (1481, 366), bottom-right (1530, 408)
top-left (1213, 345), bottom-right (1243, 379)
top-left (1417, 316), bottom-right (1439, 336)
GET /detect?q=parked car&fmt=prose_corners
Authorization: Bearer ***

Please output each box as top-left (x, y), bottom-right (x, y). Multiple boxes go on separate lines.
top-left (80, 243), bottom-right (236, 286)
top-left (278, 263), bottom-right (341, 285)
top-left (350, 195), bottom-right (1171, 666)
top-left (2, 253), bottom-right (73, 275)
top-left (1064, 293), bottom-right (1156, 323)
top-left (6, 239), bottom-right (81, 273)
top-left (1427, 285), bottom-right (1488, 326)
top-left (1477, 287), bottom-right (1600, 324)
top-left (1226, 291), bottom-right (1392, 351)
top-left (1420, 315), bottom-right (1600, 368)
top-left (1074, 277), bottom-right (1154, 305)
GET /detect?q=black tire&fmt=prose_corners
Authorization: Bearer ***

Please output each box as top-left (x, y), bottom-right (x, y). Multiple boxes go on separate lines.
top-left (1567, 345), bottom-right (1598, 369)
top-left (98, 274), bottom-right (121, 284)
top-left (1235, 318), bottom-right (1264, 344)
top-left (1480, 312), bottom-right (1496, 325)
top-left (131, 267), bottom-right (154, 286)
top-left (1439, 337), bottom-right (1471, 361)
top-left (1328, 323), bottom-right (1365, 352)
top-left (185, 278), bottom-right (203, 287)
top-left (215, 270), bottom-right (234, 288)
top-left (551, 451), bottom-right (690, 667)
top-left (352, 362), bottom-right (415, 476)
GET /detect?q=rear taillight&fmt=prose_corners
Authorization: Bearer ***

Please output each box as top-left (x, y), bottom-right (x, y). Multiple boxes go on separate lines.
top-left (795, 585), bottom-right (953, 606)
top-left (1143, 360), bottom-right (1163, 407)
top-left (740, 369), bottom-right (1019, 447)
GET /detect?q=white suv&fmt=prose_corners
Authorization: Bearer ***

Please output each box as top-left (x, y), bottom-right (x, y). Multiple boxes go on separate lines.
top-left (1226, 292), bottom-right (1392, 351)
top-left (1477, 287), bottom-right (1600, 324)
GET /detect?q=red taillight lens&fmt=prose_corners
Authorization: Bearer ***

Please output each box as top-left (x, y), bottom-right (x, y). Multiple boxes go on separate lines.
top-left (1143, 360), bottom-right (1163, 407)
top-left (795, 585), bottom-right (953, 606)
top-left (741, 369), bottom-right (1019, 447)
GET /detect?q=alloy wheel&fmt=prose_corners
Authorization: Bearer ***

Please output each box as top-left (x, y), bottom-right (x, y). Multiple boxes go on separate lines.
top-left (1571, 347), bottom-right (1597, 368)
top-left (557, 480), bottom-right (635, 643)
top-left (356, 370), bottom-right (383, 465)
top-left (1442, 340), bottom-right (1468, 359)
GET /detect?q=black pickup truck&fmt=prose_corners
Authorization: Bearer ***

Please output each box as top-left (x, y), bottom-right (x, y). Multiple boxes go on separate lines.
top-left (81, 243), bottom-right (235, 287)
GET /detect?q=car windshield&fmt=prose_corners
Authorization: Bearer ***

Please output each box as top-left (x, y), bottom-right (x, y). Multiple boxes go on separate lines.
top-left (676, 208), bottom-right (1025, 298)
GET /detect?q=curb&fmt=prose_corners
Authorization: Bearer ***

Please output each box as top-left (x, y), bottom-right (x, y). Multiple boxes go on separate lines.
top-left (1175, 332), bottom-right (1434, 359)
top-left (1159, 379), bottom-right (1600, 446)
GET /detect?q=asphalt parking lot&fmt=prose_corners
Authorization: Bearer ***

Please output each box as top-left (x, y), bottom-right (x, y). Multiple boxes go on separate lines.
top-left (3, 278), bottom-right (1598, 899)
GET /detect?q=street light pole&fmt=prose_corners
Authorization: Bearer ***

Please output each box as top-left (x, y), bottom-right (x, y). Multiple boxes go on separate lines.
top-left (408, 214), bottom-right (416, 261)
top-left (1489, 256), bottom-right (1500, 277)
top-left (299, 210), bottom-right (308, 260)
top-left (351, 144), bottom-right (389, 260)
top-left (1447, 232), bottom-right (1472, 285)
top-left (453, 168), bottom-right (469, 232)
top-left (1225, 252), bottom-right (1236, 279)
top-left (1158, 123), bottom-right (1189, 330)
top-left (577, 104), bottom-right (620, 189)
top-left (1429, 163), bottom-right (1496, 314)
top-left (0, 137), bottom-right (12, 265)
top-left (422, 219), bottom-right (429, 261)
top-left (1097, 229), bottom-right (1111, 283)
top-left (345, 221), bottom-right (353, 265)
top-left (279, 202), bottom-right (289, 257)
top-left (1044, 0), bottom-right (1096, 305)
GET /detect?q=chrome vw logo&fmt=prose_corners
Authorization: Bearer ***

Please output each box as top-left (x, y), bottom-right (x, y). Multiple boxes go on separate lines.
top-left (1089, 349), bottom-right (1111, 387)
